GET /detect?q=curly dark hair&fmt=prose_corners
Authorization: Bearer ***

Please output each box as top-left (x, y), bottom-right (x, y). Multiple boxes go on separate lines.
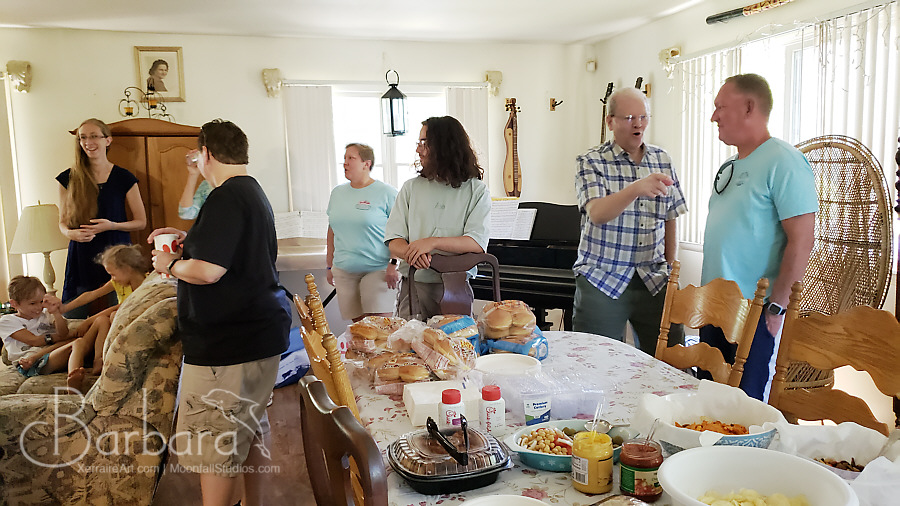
top-left (418, 116), bottom-right (483, 188)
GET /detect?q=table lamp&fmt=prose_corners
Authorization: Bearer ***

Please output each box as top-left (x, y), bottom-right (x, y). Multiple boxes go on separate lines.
top-left (8, 203), bottom-right (70, 295)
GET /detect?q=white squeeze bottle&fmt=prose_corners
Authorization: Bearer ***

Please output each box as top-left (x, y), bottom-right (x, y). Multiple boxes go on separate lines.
top-left (481, 385), bottom-right (505, 432)
top-left (439, 389), bottom-right (466, 430)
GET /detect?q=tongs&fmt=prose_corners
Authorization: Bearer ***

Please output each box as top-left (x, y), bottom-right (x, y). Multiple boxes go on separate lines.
top-left (426, 415), bottom-right (469, 466)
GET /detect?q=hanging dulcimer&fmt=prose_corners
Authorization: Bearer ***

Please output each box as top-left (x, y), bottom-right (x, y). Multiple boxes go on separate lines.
top-left (503, 98), bottom-right (522, 197)
top-left (599, 82), bottom-right (614, 143)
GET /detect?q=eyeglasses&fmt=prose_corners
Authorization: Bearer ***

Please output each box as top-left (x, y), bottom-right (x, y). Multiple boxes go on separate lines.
top-left (613, 115), bottom-right (650, 124)
top-left (714, 160), bottom-right (735, 194)
top-left (78, 134), bottom-right (107, 142)
top-left (416, 139), bottom-right (427, 148)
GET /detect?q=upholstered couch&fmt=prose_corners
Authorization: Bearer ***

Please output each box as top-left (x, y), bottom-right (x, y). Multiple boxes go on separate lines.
top-left (0, 274), bottom-right (181, 506)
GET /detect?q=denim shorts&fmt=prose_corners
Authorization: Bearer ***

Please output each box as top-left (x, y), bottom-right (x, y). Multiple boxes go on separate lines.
top-left (17, 354), bottom-right (50, 377)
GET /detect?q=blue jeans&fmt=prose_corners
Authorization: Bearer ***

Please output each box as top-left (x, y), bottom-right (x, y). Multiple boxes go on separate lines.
top-left (698, 312), bottom-right (774, 400)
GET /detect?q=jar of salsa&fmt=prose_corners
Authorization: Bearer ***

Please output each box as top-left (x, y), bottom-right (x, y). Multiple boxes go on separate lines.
top-left (571, 431), bottom-right (613, 494)
top-left (619, 438), bottom-right (663, 502)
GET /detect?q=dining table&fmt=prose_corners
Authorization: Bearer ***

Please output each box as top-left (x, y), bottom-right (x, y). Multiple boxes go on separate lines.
top-left (349, 330), bottom-right (700, 505)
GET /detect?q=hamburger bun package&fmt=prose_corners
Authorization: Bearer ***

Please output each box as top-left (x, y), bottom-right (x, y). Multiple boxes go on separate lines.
top-left (371, 352), bottom-right (433, 395)
top-left (347, 316), bottom-right (409, 356)
top-left (483, 326), bottom-right (549, 360)
top-left (427, 314), bottom-right (482, 354)
top-left (480, 300), bottom-right (537, 339)
top-left (478, 300), bottom-right (549, 360)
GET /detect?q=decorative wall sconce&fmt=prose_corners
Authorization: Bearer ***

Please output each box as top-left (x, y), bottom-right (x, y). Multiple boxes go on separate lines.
top-left (485, 70), bottom-right (503, 96)
top-left (659, 47), bottom-right (681, 79)
top-left (262, 68), bottom-right (283, 98)
top-left (6, 61), bottom-right (32, 93)
top-left (117, 86), bottom-right (174, 121)
top-left (381, 70), bottom-right (407, 137)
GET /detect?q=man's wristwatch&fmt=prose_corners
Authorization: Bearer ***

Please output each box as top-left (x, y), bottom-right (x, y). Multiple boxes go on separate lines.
top-left (44, 334), bottom-right (53, 345)
top-left (167, 258), bottom-right (180, 275)
top-left (766, 302), bottom-right (786, 316)
top-left (389, 258), bottom-right (399, 266)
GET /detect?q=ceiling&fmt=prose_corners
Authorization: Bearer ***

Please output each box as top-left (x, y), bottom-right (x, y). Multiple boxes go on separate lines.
top-left (0, 0), bottom-right (713, 44)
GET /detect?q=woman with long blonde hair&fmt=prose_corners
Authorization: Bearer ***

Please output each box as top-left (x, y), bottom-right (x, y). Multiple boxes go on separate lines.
top-left (56, 118), bottom-right (146, 317)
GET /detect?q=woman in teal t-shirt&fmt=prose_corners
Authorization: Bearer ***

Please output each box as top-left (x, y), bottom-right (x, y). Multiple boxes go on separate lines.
top-left (326, 143), bottom-right (399, 321)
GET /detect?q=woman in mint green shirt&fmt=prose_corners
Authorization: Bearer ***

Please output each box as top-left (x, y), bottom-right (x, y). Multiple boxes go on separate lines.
top-left (326, 143), bottom-right (400, 321)
top-left (384, 116), bottom-right (491, 320)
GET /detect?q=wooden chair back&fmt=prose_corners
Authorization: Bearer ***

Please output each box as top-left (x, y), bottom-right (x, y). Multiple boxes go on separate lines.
top-left (770, 282), bottom-right (900, 435)
top-left (655, 261), bottom-right (768, 387)
top-left (292, 274), bottom-right (360, 421)
top-left (299, 376), bottom-right (388, 506)
top-left (407, 252), bottom-right (501, 317)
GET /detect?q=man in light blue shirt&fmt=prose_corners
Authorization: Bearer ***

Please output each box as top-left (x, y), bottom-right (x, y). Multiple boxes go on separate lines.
top-left (701, 74), bottom-right (817, 400)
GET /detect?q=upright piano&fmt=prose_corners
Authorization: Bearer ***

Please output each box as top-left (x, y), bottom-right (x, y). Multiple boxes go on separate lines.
top-left (471, 202), bottom-right (582, 330)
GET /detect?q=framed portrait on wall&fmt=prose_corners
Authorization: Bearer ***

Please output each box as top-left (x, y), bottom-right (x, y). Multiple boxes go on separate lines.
top-left (135, 46), bottom-right (185, 102)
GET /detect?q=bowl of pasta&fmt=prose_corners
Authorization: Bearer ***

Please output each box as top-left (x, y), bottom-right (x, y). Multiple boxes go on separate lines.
top-left (658, 446), bottom-right (859, 506)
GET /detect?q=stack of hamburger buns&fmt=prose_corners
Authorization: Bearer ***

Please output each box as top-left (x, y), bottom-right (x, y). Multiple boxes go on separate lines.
top-left (482, 300), bottom-right (537, 341)
top-left (478, 300), bottom-right (549, 359)
top-left (347, 316), bottom-right (409, 356)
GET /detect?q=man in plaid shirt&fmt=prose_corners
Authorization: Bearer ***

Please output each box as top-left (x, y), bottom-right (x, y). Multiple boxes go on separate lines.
top-left (573, 88), bottom-right (688, 355)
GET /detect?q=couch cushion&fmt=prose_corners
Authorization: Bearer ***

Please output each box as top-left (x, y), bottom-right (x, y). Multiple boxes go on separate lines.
top-left (104, 273), bottom-right (176, 358)
top-left (16, 373), bottom-right (99, 395)
top-left (88, 296), bottom-right (180, 432)
top-left (0, 365), bottom-right (26, 396)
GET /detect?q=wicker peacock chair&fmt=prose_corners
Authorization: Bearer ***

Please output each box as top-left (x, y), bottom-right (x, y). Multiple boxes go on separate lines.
top-left (785, 135), bottom-right (893, 390)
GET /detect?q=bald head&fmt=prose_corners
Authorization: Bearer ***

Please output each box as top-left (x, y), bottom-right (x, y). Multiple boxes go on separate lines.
top-left (607, 87), bottom-right (651, 118)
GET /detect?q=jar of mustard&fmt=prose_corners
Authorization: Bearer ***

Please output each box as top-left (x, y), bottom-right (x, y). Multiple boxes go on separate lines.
top-left (571, 431), bottom-right (613, 494)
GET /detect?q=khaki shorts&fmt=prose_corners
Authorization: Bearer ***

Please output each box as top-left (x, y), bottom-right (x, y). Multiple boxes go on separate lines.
top-left (332, 266), bottom-right (398, 320)
top-left (173, 355), bottom-right (280, 477)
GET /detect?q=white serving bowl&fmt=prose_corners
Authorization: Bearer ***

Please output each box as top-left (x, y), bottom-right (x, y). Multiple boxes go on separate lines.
top-left (635, 388), bottom-right (784, 455)
top-left (658, 446), bottom-right (859, 506)
top-left (475, 354), bottom-right (541, 375)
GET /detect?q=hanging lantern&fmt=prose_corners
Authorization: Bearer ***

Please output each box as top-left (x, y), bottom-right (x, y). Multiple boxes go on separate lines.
top-left (381, 70), bottom-right (407, 136)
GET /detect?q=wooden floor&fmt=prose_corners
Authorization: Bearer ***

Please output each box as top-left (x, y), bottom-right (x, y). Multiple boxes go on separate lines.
top-left (152, 381), bottom-right (317, 506)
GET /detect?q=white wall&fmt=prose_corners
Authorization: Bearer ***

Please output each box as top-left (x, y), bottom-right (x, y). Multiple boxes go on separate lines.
top-left (0, 28), bottom-right (589, 283)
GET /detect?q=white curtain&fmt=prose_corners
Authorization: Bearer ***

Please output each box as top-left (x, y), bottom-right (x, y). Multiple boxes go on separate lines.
top-left (678, 48), bottom-right (741, 245)
top-left (813, 2), bottom-right (899, 179)
top-left (283, 85), bottom-right (336, 212)
top-left (447, 86), bottom-right (490, 179)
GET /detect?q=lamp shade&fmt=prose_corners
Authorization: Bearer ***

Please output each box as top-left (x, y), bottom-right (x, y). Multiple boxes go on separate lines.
top-left (9, 204), bottom-right (70, 254)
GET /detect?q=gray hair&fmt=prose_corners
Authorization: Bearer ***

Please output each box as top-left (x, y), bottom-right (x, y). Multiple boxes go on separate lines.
top-left (607, 87), bottom-right (650, 117)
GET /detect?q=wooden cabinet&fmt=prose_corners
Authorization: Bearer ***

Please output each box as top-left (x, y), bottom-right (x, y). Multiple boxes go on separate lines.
top-left (105, 118), bottom-right (201, 251)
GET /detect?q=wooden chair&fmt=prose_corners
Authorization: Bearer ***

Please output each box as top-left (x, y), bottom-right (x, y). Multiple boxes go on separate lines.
top-left (292, 273), bottom-right (360, 421)
top-left (407, 252), bottom-right (501, 317)
top-left (299, 376), bottom-right (387, 506)
top-left (787, 135), bottom-right (893, 391)
top-left (769, 282), bottom-right (900, 435)
top-left (655, 261), bottom-right (768, 387)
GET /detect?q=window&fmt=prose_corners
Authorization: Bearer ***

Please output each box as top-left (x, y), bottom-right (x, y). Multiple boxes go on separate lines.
top-left (283, 82), bottom-right (488, 214)
top-left (331, 85), bottom-right (446, 189)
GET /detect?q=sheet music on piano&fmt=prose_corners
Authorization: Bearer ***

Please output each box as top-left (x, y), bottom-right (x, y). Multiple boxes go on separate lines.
top-left (490, 198), bottom-right (536, 240)
top-left (274, 210), bottom-right (329, 239)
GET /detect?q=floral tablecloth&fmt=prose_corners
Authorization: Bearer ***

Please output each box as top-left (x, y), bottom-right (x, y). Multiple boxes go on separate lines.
top-left (351, 330), bottom-right (699, 506)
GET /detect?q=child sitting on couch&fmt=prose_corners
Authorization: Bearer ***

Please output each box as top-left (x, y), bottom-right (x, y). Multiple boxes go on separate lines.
top-left (60, 244), bottom-right (151, 390)
top-left (0, 276), bottom-right (74, 379)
